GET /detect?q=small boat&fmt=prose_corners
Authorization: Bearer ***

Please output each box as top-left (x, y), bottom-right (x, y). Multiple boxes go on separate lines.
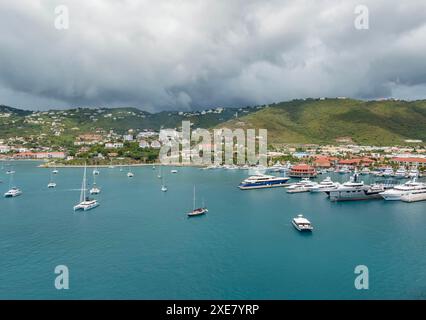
top-left (161, 175), bottom-right (168, 192)
top-left (4, 172), bottom-right (21, 197)
top-left (52, 168), bottom-right (59, 174)
top-left (292, 214), bottom-right (313, 232)
top-left (74, 164), bottom-right (99, 211)
top-left (171, 169), bottom-right (178, 174)
top-left (93, 169), bottom-right (100, 175)
top-left (4, 187), bottom-right (22, 198)
top-left (47, 171), bottom-right (56, 188)
top-left (89, 175), bottom-right (101, 194)
top-left (187, 186), bottom-right (208, 217)
top-left (382, 167), bottom-right (394, 177)
top-left (6, 170), bottom-right (15, 175)
top-left (127, 166), bottom-right (134, 177)
top-left (47, 182), bottom-right (56, 188)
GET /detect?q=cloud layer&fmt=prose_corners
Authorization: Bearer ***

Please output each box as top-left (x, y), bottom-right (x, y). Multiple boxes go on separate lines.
top-left (1, 0), bottom-right (426, 111)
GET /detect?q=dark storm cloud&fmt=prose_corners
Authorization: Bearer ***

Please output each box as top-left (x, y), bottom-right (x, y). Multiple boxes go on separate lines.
top-left (1, 0), bottom-right (426, 111)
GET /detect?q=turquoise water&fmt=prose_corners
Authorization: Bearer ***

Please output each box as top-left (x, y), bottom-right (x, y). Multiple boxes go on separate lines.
top-left (0, 161), bottom-right (425, 299)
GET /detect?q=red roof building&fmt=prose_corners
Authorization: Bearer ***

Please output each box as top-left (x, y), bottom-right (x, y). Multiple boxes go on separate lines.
top-left (289, 163), bottom-right (317, 178)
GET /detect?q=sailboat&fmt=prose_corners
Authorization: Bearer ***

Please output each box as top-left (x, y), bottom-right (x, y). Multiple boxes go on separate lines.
top-left (157, 166), bottom-right (162, 179)
top-left (4, 172), bottom-right (22, 198)
top-left (92, 161), bottom-right (100, 175)
top-left (108, 159), bottom-right (115, 169)
top-left (127, 166), bottom-right (134, 177)
top-left (52, 165), bottom-right (58, 174)
top-left (47, 171), bottom-right (57, 188)
top-left (90, 173), bottom-right (101, 194)
top-left (161, 174), bottom-right (168, 192)
top-left (187, 185), bottom-right (208, 217)
top-left (73, 164), bottom-right (99, 211)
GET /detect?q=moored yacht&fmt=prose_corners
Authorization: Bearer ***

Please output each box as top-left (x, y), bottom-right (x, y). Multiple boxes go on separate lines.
top-left (380, 178), bottom-right (426, 201)
top-left (327, 174), bottom-right (384, 201)
top-left (408, 167), bottom-right (420, 178)
top-left (309, 176), bottom-right (340, 193)
top-left (238, 174), bottom-right (290, 190)
top-left (401, 189), bottom-right (426, 202)
top-left (292, 214), bottom-right (313, 232)
top-left (394, 167), bottom-right (407, 178)
top-left (360, 167), bottom-right (371, 175)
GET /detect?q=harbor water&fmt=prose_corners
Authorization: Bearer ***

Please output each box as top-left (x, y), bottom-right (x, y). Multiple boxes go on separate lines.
top-left (0, 161), bottom-right (425, 299)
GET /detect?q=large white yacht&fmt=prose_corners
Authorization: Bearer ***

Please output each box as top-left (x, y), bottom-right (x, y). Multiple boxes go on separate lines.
top-left (238, 174), bottom-right (290, 190)
top-left (380, 178), bottom-right (426, 201)
top-left (327, 174), bottom-right (384, 201)
top-left (285, 178), bottom-right (313, 193)
top-left (401, 189), bottom-right (426, 202)
top-left (382, 167), bottom-right (394, 177)
top-left (408, 167), bottom-right (420, 178)
top-left (309, 177), bottom-right (340, 193)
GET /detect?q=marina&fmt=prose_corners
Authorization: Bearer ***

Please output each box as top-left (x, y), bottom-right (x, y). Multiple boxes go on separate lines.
top-left (0, 161), bottom-right (425, 299)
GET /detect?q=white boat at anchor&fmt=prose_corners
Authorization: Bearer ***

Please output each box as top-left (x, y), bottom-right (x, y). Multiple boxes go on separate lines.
top-left (187, 186), bottom-right (208, 217)
top-left (90, 174), bottom-right (101, 195)
top-left (292, 214), bottom-right (313, 232)
top-left (4, 187), bottom-right (22, 198)
top-left (74, 164), bottom-right (99, 211)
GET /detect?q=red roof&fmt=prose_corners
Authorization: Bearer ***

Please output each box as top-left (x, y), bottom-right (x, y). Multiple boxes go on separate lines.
top-left (391, 157), bottom-right (426, 163)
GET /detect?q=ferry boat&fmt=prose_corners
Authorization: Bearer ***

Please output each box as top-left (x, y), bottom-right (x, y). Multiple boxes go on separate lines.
top-left (238, 175), bottom-right (290, 190)
top-left (327, 174), bottom-right (384, 201)
top-left (380, 178), bottom-right (426, 201)
top-left (401, 189), bottom-right (426, 202)
top-left (394, 167), bottom-right (407, 178)
top-left (292, 214), bottom-right (313, 232)
top-left (309, 177), bottom-right (340, 193)
top-left (4, 187), bottom-right (22, 198)
top-left (288, 164), bottom-right (317, 178)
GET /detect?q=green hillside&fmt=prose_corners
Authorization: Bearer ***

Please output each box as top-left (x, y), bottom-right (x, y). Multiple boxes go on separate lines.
top-left (1, 99), bottom-right (425, 146)
top-left (218, 98), bottom-right (426, 145)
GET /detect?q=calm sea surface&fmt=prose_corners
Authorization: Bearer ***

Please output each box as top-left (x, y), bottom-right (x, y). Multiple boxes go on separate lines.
top-left (0, 161), bottom-right (425, 299)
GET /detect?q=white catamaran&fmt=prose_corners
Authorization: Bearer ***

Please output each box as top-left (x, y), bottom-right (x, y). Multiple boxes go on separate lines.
top-left (74, 164), bottom-right (99, 211)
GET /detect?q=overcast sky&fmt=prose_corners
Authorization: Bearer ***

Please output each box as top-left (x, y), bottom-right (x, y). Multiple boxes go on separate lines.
top-left (1, 0), bottom-right (426, 111)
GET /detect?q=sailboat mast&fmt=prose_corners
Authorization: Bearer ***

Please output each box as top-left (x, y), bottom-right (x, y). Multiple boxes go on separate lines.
top-left (193, 185), bottom-right (196, 210)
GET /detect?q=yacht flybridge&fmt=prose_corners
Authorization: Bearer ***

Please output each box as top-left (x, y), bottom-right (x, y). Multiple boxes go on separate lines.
top-left (74, 164), bottom-right (99, 212)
